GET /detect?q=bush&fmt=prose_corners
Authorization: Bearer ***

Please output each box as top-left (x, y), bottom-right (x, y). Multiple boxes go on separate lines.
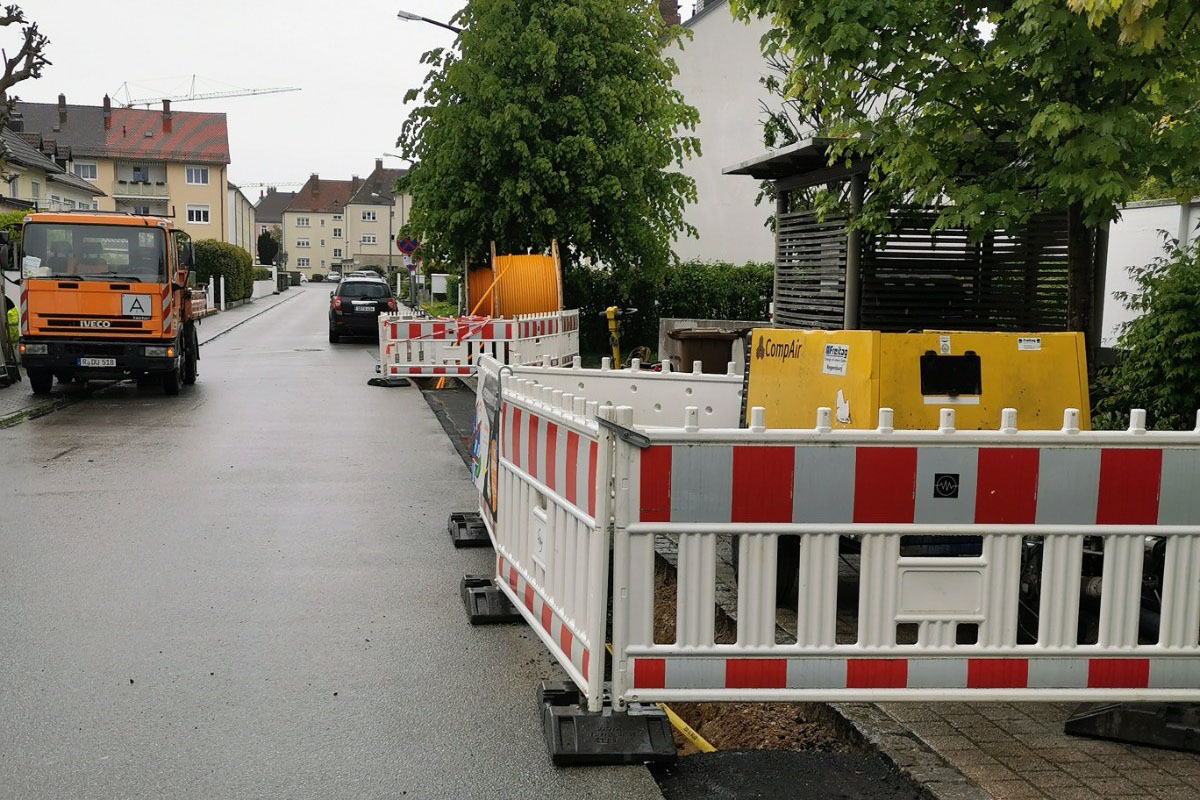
top-left (311, 273), bottom-right (325, 283)
top-left (193, 240), bottom-right (254, 302)
top-left (252, 267), bottom-right (272, 281)
top-left (1095, 238), bottom-right (1200, 431)
top-left (445, 273), bottom-right (460, 306)
top-left (563, 260), bottom-right (774, 356)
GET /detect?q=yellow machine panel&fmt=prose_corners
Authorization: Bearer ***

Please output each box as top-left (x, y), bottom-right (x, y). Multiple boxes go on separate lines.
top-left (746, 329), bottom-right (1090, 431)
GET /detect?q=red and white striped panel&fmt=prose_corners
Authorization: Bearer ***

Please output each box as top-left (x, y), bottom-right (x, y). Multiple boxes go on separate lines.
top-left (501, 401), bottom-right (598, 519)
top-left (383, 319), bottom-right (515, 342)
top-left (498, 553), bottom-right (591, 683)
top-left (18, 285), bottom-right (28, 335)
top-left (639, 444), bottom-right (1200, 526)
top-left (385, 364), bottom-right (474, 376)
top-left (160, 283), bottom-right (173, 336)
top-left (630, 655), bottom-right (1200, 693)
top-left (518, 317), bottom-right (560, 339)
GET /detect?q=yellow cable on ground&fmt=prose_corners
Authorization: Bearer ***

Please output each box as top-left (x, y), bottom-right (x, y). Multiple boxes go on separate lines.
top-left (605, 643), bottom-right (717, 753)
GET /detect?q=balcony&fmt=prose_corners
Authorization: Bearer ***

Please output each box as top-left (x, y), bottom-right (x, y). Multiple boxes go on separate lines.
top-left (112, 180), bottom-right (170, 199)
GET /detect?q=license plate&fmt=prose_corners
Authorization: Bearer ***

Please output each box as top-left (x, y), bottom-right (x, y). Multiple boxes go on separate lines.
top-left (78, 358), bottom-right (117, 368)
top-left (356, 305), bottom-right (378, 313)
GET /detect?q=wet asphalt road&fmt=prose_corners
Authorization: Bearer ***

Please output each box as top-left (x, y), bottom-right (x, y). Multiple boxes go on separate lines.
top-left (0, 285), bottom-right (662, 800)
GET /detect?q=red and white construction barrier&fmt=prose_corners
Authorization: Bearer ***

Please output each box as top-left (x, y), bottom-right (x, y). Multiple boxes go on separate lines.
top-left (477, 357), bottom-right (1200, 711)
top-left (378, 310), bottom-right (579, 378)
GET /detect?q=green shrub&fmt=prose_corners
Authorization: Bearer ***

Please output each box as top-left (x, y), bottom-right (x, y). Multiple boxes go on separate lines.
top-left (193, 240), bottom-right (254, 302)
top-left (563, 260), bottom-right (774, 356)
top-left (252, 267), bottom-right (272, 281)
top-left (1095, 238), bottom-right (1200, 431)
top-left (445, 273), bottom-right (460, 306)
top-left (311, 273), bottom-right (325, 282)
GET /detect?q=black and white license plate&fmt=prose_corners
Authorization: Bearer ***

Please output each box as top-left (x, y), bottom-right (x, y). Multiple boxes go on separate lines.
top-left (78, 357), bottom-right (117, 368)
top-left (355, 304), bottom-right (378, 313)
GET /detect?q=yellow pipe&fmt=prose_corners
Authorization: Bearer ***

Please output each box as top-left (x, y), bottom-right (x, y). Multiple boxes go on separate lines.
top-left (604, 643), bottom-right (716, 753)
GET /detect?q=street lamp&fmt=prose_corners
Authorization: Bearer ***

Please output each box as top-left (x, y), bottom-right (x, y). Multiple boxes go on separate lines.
top-left (396, 9), bottom-right (463, 34)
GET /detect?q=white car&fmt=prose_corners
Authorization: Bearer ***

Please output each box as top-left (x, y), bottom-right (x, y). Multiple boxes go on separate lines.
top-left (327, 271), bottom-right (341, 282)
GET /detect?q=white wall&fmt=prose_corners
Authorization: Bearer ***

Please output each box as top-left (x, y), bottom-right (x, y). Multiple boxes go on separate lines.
top-left (671, 1), bottom-right (776, 264)
top-left (1102, 200), bottom-right (1199, 347)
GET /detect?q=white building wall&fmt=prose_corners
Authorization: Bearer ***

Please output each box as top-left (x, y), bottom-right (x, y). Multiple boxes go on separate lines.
top-left (1101, 199), bottom-right (1200, 347)
top-left (671, 1), bottom-right (776, 264)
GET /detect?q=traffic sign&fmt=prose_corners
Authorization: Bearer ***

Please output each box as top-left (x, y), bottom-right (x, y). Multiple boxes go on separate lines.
top-left (396, 236), bottom-right (419, 255)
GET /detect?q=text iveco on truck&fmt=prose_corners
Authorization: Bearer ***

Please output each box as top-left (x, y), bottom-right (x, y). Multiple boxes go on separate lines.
top-left (2, 212), bottom-right (206, 395)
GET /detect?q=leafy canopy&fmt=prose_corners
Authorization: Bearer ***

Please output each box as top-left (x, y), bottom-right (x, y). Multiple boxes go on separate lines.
top-left (256, 227), bottom-right (279, 266)
top-left (1097, 238), bottom-right (1200, 430)
top-left (398, 0), bottom-right (700, 282)
top-left (731, 0), bottom-right (1200, 233)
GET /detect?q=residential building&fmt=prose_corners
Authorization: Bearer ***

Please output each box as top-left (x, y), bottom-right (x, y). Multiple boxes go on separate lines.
top-left (253, 187), bottom-right (295, 267)
top-left (0, 127), bottom-right (104, 211)
top-left (226, 182), bottom-right (256, 255)
top-left (670, 0), bottom-right (776, 263)
top-left (16, 94), bottom-right (232, 241)
top-left (344, 158), bottom-right (410, 272)
top-left (281, 174), bottom-right (355, 277)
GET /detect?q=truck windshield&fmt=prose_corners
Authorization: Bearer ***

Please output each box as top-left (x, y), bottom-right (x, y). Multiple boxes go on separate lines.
top-left (22, 223), bottom-right (168, 282)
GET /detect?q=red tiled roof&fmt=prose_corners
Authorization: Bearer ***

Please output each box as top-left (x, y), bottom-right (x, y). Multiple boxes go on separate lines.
top-left (285, 176), bottom-right (356, 213)
top-left (105, 107), bottom-right (230, 164)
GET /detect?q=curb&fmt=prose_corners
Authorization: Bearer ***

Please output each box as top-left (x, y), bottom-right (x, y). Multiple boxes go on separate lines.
top-left (199, 291), bottom-right (301, 347)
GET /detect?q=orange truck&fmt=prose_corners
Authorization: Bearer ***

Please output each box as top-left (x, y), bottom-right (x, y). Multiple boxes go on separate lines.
top-left (0, 212), bottom-right (206, 395)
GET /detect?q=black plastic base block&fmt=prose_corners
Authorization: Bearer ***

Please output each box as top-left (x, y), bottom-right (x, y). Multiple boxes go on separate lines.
top-left (1065, 703), bottom-right (1200, 753)
top-left (460, 575), bottom-right (521, 625)
top-left (367, 376), bottom-right (410, 387)
top-left (448, 511), bottom-right (490, 548)
top-left (539, 680), bottom-right (677, 766)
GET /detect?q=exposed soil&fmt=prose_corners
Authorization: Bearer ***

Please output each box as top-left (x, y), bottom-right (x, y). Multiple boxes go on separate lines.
top-left (651, 562), bottom-right (852, 756)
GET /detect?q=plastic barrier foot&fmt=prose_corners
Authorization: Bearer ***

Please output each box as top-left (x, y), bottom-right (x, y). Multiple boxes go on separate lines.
top-left (460, 575), bottom-right (521, 625)
top-left (538, 681), bottom-right (677, 766)
top-left (448, 511), bottom-right (489, 548)
top-left (367, 376), bottom-right (410, 387)
top-left (1065, 703), bottom-right (1200, 752)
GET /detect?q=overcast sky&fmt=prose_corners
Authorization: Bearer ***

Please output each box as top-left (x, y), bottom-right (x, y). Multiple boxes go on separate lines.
top-left (12, 1), bottom-right (699, 199)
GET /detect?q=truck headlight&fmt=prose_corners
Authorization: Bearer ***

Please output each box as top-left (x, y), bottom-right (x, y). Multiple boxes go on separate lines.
top-left (21, 343), bottom-right (48, 355)
top-left (144, 346), bottom-right (174, 357)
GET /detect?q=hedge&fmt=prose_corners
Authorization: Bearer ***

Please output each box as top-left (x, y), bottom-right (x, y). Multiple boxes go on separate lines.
top-left (563, 260), bottom-right (773, 356)
top-left (252, 267), bottom-right (272, 281)
top-left (193, 240), bottom-right (254, 302)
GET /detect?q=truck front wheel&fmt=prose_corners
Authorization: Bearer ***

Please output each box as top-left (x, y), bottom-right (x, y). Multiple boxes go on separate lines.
top-left (162, 363), bottom-right (182, 396)
top-left (182, 326), bottom-right (198, 385)
top-left (28, 368), bottom-right (53, 395)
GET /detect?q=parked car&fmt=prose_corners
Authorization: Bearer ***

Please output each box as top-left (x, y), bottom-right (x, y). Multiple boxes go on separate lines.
top-left (329, 278), bottom-right (397, 342)
top-left (327, 270), bottom-right (341, 282)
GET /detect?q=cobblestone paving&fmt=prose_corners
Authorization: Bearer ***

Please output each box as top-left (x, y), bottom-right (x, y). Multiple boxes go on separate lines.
top-left (881, 701), bottom-right (1200, 799)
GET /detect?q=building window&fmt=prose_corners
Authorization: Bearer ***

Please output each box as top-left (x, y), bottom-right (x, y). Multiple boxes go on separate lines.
top-left (297, 257), bottom-right (310, 268)
top-left (333, 214), bottom-right (342, 221)
top-left (333, 248), bottom-right (342, 258)
top-left (91, 201), bottom-right (99, 210)
top-left (320, 239), bottom-right (325, 247)
top-left (73, 162), bottom-right (98, 180)
top-left (134, 205), bottom-right (150, 215)
top-left (132, 165), bottom-right (149, 182)
top-left (332, 227), bottom-right (342, 238)
top-left (321, 259), bottom-right (326, 267)
top-left (361, 210), bottom-right (377, 222)
top-left (297, 238), bottom-right (310, 248)
top-left (30, 180), bottom-right (40, 199)
top-left (296, 216), bottom-right (310, 227)
top-left (186, 204), bottom-right (210, 224)
top-left (64, 199), bottom-right (76, 209)
top-left (320, 219), bottom-right (325, 227)
top-left (186, 165), bottom-right (209, 185)
top-left (361, 234), bottom-right (377, 245)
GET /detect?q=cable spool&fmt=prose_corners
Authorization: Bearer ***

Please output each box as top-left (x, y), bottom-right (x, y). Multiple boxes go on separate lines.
top-left (467, 242), bottom-right (564, 316)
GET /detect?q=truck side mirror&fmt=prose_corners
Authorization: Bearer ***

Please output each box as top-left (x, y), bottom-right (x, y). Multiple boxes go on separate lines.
top-left (0, 230), bottom-right (10, 245)
top-left (188, 270), bottom-right (197, 288)
top-left (180, 243), bottom-right (195, 268)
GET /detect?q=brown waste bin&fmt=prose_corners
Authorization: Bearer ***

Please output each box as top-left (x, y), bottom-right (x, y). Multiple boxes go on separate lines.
top-left (668, 328), bottom-right (742, 374)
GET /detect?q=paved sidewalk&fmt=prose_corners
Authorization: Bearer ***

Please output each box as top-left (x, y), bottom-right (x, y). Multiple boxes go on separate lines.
top-left (882, 701), bottom-right (1200, 800)
top-left (0, 288), bottom-right (301, 425)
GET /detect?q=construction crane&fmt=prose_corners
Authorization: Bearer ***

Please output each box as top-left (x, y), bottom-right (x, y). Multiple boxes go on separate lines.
top-left (113, 76), bottom-right (300, 108)
top-left (234, 182), bottom-right (304, 189)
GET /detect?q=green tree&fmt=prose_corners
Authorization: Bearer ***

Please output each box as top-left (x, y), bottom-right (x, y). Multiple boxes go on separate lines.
top-left (732, 0), bottom-right (1200, 346)
top-left (257, 226), bottom-right (279, 265)
top-left (1096, 238), bottom-right (1200, 430)
top-left (397, 0), bottom-right (700, 286)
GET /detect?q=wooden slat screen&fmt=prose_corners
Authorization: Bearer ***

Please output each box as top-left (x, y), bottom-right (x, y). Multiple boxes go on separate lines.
top-left (859, 210), bottom-right (1070, 332)
top-left (774, 210), bottom-right (847, 329)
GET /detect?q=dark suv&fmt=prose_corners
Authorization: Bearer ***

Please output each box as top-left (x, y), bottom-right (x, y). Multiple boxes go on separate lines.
top-left (329, 278), bottom-right (397, 342)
